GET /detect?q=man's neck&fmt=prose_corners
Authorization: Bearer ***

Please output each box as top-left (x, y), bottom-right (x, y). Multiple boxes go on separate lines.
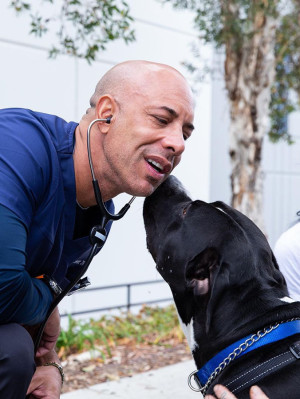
top-left (73, 123), bottom-right (120, 206)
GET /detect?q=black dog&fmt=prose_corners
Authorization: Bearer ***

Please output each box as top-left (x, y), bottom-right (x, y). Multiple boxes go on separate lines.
top-left (143, 176), bottom-right (300, 398)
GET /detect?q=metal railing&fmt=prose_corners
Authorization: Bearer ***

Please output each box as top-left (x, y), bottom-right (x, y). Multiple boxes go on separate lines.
top-left (60, 279), bottom-right (173, 318)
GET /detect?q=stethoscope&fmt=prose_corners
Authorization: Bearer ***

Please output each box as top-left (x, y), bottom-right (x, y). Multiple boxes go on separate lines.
top-left (33, 117), bottom-right (136, 352)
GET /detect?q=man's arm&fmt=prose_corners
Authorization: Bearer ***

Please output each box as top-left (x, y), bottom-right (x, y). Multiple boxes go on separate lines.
top-left (26, 308), bottom-right (62, 399)
top-left (0, 204), bottom-right (53, 325)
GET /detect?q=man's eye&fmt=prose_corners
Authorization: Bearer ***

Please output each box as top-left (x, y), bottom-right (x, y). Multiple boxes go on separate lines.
top-left (155, 116), bottom-right (168, 125)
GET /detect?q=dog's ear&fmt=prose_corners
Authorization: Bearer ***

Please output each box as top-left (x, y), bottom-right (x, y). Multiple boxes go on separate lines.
top-left (186, 248), bottom-right (231, 334)
top-left (185, 248), bottom-right (220, 296)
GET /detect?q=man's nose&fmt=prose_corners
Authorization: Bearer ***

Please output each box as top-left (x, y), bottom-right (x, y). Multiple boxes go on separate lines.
top-left (161, 129), bottom-right (185, 156)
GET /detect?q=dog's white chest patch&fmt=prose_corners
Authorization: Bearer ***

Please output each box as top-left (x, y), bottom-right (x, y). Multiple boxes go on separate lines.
top-left (176, 313), bottom-right (198, 352)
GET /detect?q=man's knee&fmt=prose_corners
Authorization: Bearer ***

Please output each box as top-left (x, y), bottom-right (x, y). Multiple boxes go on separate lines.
top-left (0, 323), bottom-right (35, 382)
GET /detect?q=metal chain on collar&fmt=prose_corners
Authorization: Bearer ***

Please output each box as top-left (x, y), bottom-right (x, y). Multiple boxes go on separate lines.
top-left (188, 322), bottom-right (281, 396)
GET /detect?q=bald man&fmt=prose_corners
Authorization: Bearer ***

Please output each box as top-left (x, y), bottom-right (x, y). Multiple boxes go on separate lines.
top-left (0, 60), bottom-right (195, 398)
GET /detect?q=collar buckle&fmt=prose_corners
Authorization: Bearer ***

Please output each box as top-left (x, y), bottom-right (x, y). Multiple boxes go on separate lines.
top-left (187, 370), bottom-right (203, 393)
top-left (290, 343), bottom-right (300, 359)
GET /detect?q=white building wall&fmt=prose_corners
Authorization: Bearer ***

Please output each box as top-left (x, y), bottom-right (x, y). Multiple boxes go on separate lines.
top-left (0, 1), bottom-right (212, 320)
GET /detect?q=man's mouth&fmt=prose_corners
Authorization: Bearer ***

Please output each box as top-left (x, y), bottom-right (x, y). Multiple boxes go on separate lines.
top-left (147, 159), bottom-right (163, 173)
top-left (146, 158), bottom-right (171, 174)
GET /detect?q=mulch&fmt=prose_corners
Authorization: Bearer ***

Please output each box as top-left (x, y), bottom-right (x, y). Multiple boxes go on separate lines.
top-left (61, 340), bottom-right (192, 393)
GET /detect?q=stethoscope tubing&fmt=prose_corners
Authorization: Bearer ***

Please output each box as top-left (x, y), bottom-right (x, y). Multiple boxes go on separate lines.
top-left (33, 242), bottom-right (99, 353)
top-left (33, 118), bottom-right (135, 353)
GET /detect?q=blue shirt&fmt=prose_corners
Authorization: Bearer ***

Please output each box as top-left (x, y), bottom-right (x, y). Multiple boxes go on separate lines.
top-left (0, 108), bottom-right (114, 324)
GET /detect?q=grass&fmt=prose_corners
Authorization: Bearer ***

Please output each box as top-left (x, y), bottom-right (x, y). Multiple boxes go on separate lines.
top-left (57, 305), bottom-right (185, 360)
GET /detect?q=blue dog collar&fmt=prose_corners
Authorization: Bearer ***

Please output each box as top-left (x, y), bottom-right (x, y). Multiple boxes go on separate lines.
top-left (196, 319), bottom-right (300, 386)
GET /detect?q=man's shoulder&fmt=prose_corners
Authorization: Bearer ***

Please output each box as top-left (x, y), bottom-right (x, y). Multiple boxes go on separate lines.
top-left (0, 107), bottom-right (61, 123)
top-left (1, 107), bottom-right (63, 119)
top-left (0, 108), bottom-right (77, 153)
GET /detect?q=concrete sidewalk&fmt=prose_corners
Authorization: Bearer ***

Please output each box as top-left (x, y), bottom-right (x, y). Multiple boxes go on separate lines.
top-left (61, 360), bottom-right (203, 399)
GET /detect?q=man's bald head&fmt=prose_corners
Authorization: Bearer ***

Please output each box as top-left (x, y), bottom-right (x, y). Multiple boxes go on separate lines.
top-left (89, 60), bottom-right (190, 110)
top-left (75, 59), bottom-right (195, 204)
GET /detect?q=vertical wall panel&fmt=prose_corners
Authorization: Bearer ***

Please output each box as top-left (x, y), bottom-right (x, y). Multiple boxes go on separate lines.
top-left (263, 135), bottom-right (300, 246)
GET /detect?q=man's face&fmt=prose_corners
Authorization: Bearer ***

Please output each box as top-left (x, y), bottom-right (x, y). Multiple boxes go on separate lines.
top-left (101, 68), bottom-right (195, 198)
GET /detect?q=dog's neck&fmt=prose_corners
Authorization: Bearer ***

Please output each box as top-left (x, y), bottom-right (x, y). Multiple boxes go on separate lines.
top-left (173, 287), bottom-right (300, 369)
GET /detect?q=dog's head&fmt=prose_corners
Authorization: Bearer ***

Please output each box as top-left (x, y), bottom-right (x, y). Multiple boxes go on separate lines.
top-left (143, 176), bottom-right (288, 356)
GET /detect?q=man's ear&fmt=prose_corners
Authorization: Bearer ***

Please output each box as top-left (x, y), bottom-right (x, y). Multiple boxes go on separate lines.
top-left (95, 95), bottom-right (116, 133)
top-left (185, 248), bottom-right (220, 296)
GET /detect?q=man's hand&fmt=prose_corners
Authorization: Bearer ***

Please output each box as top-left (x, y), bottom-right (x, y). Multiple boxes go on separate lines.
top-left (35, 307), bottom-right (60, 358)
top-left (205, 384), bottom-right (269, 399)
top-left (26, 364), bottom-right (62, 399)
top-left (27, 348), bottom-right (63, 399)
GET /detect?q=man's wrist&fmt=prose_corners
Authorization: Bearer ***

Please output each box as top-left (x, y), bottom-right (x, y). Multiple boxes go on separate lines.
top-left (43, 362), bottom-right (64, 385)
top-left (35, 347), bottom-right (60, 364)
top-left (35, 274), bottom-right (62, 297)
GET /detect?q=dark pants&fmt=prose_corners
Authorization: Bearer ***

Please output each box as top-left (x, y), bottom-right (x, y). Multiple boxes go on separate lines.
top-left (0, 323), bottom-right (35, 398)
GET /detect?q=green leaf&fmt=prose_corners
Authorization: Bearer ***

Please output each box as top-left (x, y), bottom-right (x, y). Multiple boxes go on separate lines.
top-left (8, 0), bottom-right (135, 63)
